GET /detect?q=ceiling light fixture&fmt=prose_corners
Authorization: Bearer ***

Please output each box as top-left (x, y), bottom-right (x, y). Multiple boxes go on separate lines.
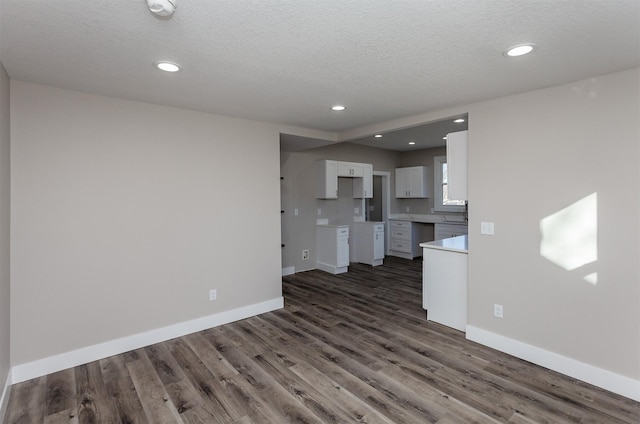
top-left (147, 0), bottom-right (177, 17)
top-left (453, 118), bottom-right (465, 123)
top-left (504, 43), bottom-right (537, 57)
top-left (331, 105), bottom-right (346, 111)
top-left (374, 134), bottom-right (382, 138)
top-left (155, 61), bottom-right (181, 72)
top-left (408, 141), bottom-right (416, 145)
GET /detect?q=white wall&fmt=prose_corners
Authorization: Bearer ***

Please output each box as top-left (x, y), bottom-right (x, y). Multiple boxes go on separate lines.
top-left (10, 81), bottom-right (283, 366)
top-left (467, 68), bottom-right (640, 382)
top-left (0, 62), bottom-right (11, 419)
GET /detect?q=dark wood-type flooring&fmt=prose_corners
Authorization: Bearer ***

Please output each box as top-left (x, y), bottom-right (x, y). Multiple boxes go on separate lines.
top-left (5, 257), bottom-right (639, 423)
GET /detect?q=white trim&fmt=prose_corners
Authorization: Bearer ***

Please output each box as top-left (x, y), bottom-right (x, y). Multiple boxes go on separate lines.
top-left (282, 266), bottom-right (295, 276)
top-left (0, 369), bottom-right (12, 422)
top-left (11, 297), bottom-right (284, 384)
top-left (466, 325), bottom-right (640, 402)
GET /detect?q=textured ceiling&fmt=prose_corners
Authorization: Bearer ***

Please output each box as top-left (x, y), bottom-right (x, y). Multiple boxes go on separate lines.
top-left (1, 0), bottom-right (639, 144)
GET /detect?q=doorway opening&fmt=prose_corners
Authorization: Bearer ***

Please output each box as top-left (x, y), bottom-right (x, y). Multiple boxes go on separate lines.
top-left (365, 171), bottom-right (391, 254)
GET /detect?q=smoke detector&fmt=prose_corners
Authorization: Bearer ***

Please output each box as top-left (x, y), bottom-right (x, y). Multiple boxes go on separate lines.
top-left (147, 0), bottom-right (177, 17)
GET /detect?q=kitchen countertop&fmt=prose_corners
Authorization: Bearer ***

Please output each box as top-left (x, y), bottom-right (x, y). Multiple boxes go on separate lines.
top-left (420, 235), bottom-right (468, 253)
top-left (389, 214), bottom-right (467, 224)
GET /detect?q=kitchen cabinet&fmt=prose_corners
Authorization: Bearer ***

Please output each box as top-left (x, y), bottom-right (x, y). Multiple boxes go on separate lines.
top-left (388, 220), bottom-right (425, 259)
top-left (420, 235), bottom-right (468, 332)
top-left (317, 160), bottom-right (374, 199)
top-left (395, 166), bottom-right (430, 198)
top-left (317, 225), bottom-right (349, 274)
top-left (353, 163), bottom-right (373, 198)
top-left (351, 221), bottom-right (385, 266)
top-left (316, 160), bottom-right (338, 199)
top-left (338, 161), bottom-right (364, 177)
top-left (446, 130), bottom-right (468, 200)
top-left (434, 222), bottom-right (468, 240)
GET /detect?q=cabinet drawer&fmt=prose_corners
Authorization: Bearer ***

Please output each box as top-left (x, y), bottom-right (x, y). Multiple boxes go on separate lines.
top-left (390, 239), bottom-right (411, 253)
top-left (372, 223), bottom-right (385, 232)
top-left (389, 220), bottom-right (411, 229)
top-left (434, 223), bottom-right (467, 240)
top-left (336, 227), bottom-right (349, 237)
top-left (391, 229), bottom-right (411, 240)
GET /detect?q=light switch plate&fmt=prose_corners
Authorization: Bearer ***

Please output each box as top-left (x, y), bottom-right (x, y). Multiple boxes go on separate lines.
top-left (481, 222), bottom-right (495, 235)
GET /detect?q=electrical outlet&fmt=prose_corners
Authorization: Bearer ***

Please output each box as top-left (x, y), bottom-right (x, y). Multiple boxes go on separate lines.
top-left (354, 207), bottom-right (359, 214)
top-left (494, 303), bottom-right (503, 318)
top-left (302, 249), bottom-right (309, 260)
top-left (406, 206), bottom-right (410, 212)
top-left (209, 289), bottom-right (217, 301)
top-left (317, 208), bottom-right (322, 216)
top-left (294, 208), bottom-right (299, 216)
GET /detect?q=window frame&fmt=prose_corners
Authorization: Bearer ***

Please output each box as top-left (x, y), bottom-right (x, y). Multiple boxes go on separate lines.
top-left (433, 155), bottom-right (466, 213)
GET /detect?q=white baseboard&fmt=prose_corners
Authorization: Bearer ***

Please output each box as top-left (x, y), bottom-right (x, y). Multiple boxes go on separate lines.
top-left (282, 266), bottom-right (295, 276)
top-left (466, 325), bottom-right (640, 402)
top-left (0, 369), bottom-right (12, 423)
top-left (316, 261), bottom-right (348, 275)
top-left (11, 297), bottom-right (284, 385)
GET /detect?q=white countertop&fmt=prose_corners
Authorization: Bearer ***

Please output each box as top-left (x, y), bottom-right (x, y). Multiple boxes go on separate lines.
top-left (389, 214), bottom-right (467, 225)
top-left (420, 235), bottom-right (468, 253)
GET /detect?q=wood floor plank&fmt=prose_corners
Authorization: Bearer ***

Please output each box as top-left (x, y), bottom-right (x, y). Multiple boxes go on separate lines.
top-left (4, 256), bottom-right (639, 424)
top-left (126, 349), bottom-right (184, 424)
top-left (99, 355), bottom-right (149, 424)
top-left (45, 369), bottom-right (76, 418)
top-left (75, 361), bottom-right (117, 424)
top-left (5, 377), bottom-right (46, 424)
top-left (164, 338), bottom-right (235, 423)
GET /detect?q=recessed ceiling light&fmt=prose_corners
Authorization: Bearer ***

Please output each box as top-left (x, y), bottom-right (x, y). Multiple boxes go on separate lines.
top-left (453, 118), bottom-right (465, 123)
top-left (408, 141), bottom-right (416, 145)
top-left (442, 136), bottom-right (447, 140)
top-left (374, 134), bottom-right (382, 138)
top-left (331, 105), bottom-right (346, 111)
top-left (155, 61), bottom-right (181, 72)
top-left (504, 43), bottom-right (537, 57)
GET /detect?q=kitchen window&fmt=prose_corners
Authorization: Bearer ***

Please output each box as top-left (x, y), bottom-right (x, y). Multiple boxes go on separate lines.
top-left (434, 156), bottom-right (465, 212)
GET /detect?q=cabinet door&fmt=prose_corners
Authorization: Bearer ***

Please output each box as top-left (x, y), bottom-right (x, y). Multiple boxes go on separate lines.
top-left (373, 231), bottom-right (385, 259)
top-left (337, 161), bottom-right (364, 177)
top-left (316, 160), bottom-right (338, 199)
top-left (446, 130), bottom-right (468, 201)
top-left (406, 166), bottom-right (429, 198)
top-left (337, 236), bottom-right (350, 267)
top-left (395, 168), bottom-right (409, 198)
top-left (353, 163), bottom-right (373, 198)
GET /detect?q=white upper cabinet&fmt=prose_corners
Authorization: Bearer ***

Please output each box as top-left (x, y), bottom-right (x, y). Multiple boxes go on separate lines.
top-left (446, 130), bottom-right (468, 201)
top-left (395, 166), bottom-right (430, 198)
top-left (316, 160), bottom-right (338, 199)
top-left (353, 163), bottom-right (373, 198)
top-left (337, 162), bottom-right (364, 177)
top-left (318, 160), bottom-right (373, 199)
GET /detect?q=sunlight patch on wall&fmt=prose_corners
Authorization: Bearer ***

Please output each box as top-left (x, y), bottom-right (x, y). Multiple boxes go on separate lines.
top-left (540, 193), bottom-right (598, 284)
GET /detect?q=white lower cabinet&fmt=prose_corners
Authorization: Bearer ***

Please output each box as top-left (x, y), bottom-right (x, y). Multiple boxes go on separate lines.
top-left (351, 222), bottom-right (385, 266)
top-left (317, 225), bottom-right (349, 274)
top-left (388, 220), bottom-right (423, 259)
top-left (422, 246), bottom-right (468, 332)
